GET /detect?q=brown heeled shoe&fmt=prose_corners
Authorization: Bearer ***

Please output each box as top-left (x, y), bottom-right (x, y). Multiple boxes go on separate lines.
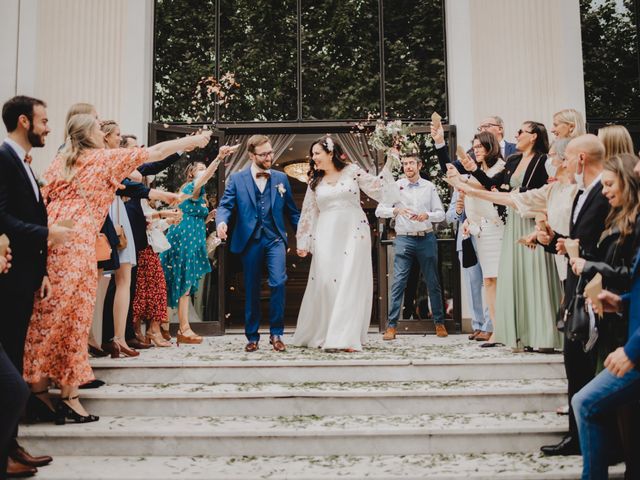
top-left (102, 338), bottom-right (140, 358)
top-left (177, 329), bottom-right (202, 346)
top-left (160, 321), bottom-right (171, 341)
top-left (101, 340), bottom-right (121, 359)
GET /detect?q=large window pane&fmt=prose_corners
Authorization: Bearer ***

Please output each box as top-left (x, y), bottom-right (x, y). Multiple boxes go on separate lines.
top-left (383, 0), bottom-right (447, 119)
top-left (154, 0), bottom-right (216, 122)
top-left (219, 0), bottom-right (297, 121)
top-left (301, 0), bottom-right (381, 120)
top-left (580, 0), bottom-right (640, 120)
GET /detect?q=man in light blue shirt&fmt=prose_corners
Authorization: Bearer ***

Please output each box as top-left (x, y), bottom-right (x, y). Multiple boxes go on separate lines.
top-left (376, 153), bottom-right (447, 339)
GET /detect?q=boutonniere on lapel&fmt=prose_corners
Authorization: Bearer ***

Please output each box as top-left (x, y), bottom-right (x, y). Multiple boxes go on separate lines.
top-left (276, 183), bottom-right (286, 197)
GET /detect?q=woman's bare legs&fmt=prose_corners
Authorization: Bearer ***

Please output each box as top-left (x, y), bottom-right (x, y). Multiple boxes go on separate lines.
top-left (113, 263), bottom-right (132, 349)
top-left (484, 277), bottom-right (497, 343)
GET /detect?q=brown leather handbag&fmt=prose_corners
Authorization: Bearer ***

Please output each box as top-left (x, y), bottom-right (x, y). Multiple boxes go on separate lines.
top-left (75, 178), bottom-right (112, 262)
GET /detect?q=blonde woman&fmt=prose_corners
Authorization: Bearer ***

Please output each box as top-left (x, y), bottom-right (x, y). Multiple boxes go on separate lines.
top-left (100, 120), bottom-right (140, 357)
top-left (598, 125), bottom-right (634, 159)
top-left (551, 109), bottom-right (586, 139)
top-left (22, 114), bottom-right (211, 424)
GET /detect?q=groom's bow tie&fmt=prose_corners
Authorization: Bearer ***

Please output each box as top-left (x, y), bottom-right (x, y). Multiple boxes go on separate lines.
top-left (407, 181), bottom-right (420, 188)
top-left (256, 171), bottom-right (271, 179)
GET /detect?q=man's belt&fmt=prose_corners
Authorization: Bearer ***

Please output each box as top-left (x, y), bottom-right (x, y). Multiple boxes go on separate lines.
top-left (397, 230), bottom-right (432, 237)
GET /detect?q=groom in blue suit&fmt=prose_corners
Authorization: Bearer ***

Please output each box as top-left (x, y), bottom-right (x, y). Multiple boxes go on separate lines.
top-left (217, 135), bottom-right (300, 352)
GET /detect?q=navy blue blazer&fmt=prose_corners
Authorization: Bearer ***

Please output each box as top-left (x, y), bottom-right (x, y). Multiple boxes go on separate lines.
top-left (0, 142), bottom-right (49, 293)
top-left (217, 168), bottom-right (300, 254)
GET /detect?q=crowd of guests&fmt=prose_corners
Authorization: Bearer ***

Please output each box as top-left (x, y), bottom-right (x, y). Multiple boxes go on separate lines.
top-left (420, 110), bottom-right (640, 479)
top-left (1, 93), bottom-right (639, 479)
top-left (0, 95), bottom-right (227, 478)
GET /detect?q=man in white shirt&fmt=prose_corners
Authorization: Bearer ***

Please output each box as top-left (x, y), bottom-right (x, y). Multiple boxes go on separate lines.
top-left (376, 153), bottom-right (447, 339)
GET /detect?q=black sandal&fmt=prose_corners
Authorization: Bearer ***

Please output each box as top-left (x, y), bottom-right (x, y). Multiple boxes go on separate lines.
top-left (55, 395), bottom-right (99, 425)
top-left (26, 389), bottom-right (57, 423)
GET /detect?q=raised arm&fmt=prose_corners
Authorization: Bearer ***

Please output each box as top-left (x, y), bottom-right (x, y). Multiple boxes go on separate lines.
top-left (191, 144), bottom-right (239, 198)
top-left (146, 131), bottom-right (212, 164)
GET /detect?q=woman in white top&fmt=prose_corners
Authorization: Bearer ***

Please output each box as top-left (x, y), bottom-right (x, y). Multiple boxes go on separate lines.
top-left (459, 132), bottom-right (505, 327)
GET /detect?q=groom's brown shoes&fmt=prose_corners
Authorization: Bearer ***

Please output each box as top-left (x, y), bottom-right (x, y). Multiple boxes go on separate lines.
top-left (269, 335), bottom-right (286, 352)
top-left (245, 341), bottom-right (259, 352)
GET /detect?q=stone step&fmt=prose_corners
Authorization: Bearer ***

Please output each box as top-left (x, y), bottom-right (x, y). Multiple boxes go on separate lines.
top-left (70, 379), bottom-right (567, 416)
top-left (25, 454), bottom-right (626, 479)
top-left (21, 412), bottom-right (568, 456)
top-left (91, 357), bottom-right (566, 384)
top-left (90, 335), bottom-right (565, 385)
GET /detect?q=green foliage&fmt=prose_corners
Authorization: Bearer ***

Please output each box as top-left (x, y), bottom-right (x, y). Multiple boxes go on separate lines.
top-left (580, 0), bottom-right (640, 120)
top-left (219, 0), bottom-right (298, 121)
top-left (301, 0), bottom-right (381, 119)
top-left (383, 0), bottom-right (447, 119)
top-left (154, 0), bottom-right (216, 122)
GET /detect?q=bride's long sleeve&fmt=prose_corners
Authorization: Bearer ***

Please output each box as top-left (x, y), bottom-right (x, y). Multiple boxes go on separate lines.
top-left (296, 185), bottom-right (319, 253)
top-left (350, 160), bottom-right (401, 205)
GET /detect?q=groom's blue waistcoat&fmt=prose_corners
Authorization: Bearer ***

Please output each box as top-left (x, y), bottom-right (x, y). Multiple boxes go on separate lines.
top-left (216, 167), bottom-right (301, 254)
top-left (253, 179), bottom-right (278, 241)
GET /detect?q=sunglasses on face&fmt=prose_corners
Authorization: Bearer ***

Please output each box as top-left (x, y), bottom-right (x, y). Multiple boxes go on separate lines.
top-left (517, 129), bottom-right (534, 136)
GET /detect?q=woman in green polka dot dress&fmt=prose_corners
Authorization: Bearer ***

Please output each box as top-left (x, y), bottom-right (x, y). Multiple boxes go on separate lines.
top-left (160, 146), bottom-right (236, 344)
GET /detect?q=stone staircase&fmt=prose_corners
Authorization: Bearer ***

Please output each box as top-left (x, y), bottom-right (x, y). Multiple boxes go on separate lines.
top-left (19, 335), bottom-right (624, 479)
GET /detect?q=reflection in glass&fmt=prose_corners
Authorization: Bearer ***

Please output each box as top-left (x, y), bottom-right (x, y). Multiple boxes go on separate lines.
top-left (219, 0), bottom-right (298, 121)
top-left (581, 0), bottom-right (640, 120)
top-left (383, 0), bottom-right (447, 120)
top-left (301, 0), bottom-right (381, 119)
top-left (154, 0), bottom-right (216, 122)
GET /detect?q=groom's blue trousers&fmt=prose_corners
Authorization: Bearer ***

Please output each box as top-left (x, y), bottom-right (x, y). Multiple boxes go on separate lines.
top-left (241, 236), bottom-right (286, 342)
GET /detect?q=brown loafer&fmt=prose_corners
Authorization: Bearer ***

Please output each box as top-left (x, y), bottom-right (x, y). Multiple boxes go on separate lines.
top-left (468, 330), bottom-right (481, 340)
top-left (269, 335), bottom-right (286, 352)
top-left (435, 324), bottom-right (448, 337)
top-left (7, 457), bottom-right (37, 478)
top-left (382, 327), bottom-right (397, 341)
top-left (9, 444), bottom-right (52, 467)
top-left (475, 331), bottom-right (492, 342)
top-left (245, 341), bottom-right (259, 352)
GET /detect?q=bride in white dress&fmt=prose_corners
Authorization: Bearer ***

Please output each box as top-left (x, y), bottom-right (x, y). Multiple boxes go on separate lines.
top-left (293, 136), bottom-right (399, 351)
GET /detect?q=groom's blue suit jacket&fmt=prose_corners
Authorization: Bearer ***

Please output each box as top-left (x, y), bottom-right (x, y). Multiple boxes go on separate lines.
top-left (217, 167), bottom-right (300, 254)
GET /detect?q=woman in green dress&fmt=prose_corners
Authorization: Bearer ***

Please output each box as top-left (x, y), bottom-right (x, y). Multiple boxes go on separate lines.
top-left (458, 121), bottom-right (563, 351)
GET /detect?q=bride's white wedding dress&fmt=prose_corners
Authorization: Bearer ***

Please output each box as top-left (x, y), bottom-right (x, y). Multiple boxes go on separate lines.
top-left (293, 162), bottom-right (399, 351)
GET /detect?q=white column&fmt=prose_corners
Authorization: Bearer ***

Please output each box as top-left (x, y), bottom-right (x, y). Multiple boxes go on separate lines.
top-left (0, 0), bottom-right (24, 138)
top-left (119, 0), bottom-right (154, 144)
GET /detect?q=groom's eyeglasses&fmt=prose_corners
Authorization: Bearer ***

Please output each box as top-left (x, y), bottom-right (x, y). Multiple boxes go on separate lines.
top-left (254, 151), bottom-right (274, 159)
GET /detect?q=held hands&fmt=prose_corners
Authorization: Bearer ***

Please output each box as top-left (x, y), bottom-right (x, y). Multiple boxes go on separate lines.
top-left (48, 223), bottom-right (75, 248)
top-left (555, 237), bottom-right (572, 256)
top-left (605, 347), bottom-right (635, 377)
top-left (184, 130), bottom-right (213, 152)
top-left (570, 257), bottom-right (586, 276)
top-left (206, 209), bottom-right (217, 224)
top-left (297, 249), bottom-right (309, 258)
top-left (460, 153), bottom-right (477, 173)
top-left (216, 222), bottom-right (228, 241)
top-left (0, 247), bottom-right (11, 273)
top-left (39, 275), bottom-right (52, 300)
top-left (393, 207), bottom-right (416, 219)
top-left (430, 125), bottom-right (445, 145)
top-left (589, 289), bottom-right (622, 315)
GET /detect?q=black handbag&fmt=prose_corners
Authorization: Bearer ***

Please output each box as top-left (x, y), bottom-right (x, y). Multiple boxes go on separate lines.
top-left (461, 237), bottom-right (478, 268)
top-left (563, 277), bottom-right (591, 343)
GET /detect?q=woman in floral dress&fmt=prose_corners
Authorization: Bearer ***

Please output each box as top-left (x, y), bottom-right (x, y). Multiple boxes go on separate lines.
top-left (23, 114), bottom-right (211, 423)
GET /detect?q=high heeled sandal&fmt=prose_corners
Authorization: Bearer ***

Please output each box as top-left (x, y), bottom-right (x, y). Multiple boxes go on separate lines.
top-left (160, 321), bottom-right (171, 341)
top-left (55, 395), bottom-right (99, 425)
top-left (176, 329), bottom-right (202, 346)
top-left (26, 389), bottom-right (57, 423)
top-left (146, 331), bottom-right (172, 347)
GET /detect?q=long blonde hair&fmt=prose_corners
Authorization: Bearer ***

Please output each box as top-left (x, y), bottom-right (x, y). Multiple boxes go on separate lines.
top-left (603, 153), bottom-right (640, 241)
top-left (64, 103), bottom-right (96, 140)
top-left (598, 125), bottom-right (634, 159)
top-left (59, 114), bottom-right (103, 179)
top-left (553, 109), bottom-right (586, 138)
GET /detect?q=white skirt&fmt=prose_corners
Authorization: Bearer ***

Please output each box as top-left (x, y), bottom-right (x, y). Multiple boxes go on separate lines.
top-left (474, 219), bottom-right (504, 279)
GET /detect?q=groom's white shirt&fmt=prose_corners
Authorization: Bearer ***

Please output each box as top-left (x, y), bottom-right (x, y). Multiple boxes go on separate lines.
top-left (376, 178), bottom-right (445, 234)
top-left (251, 163), bottom-right (271, 193)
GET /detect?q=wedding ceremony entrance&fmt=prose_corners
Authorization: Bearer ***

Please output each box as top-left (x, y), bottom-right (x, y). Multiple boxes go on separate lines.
top-left (148, 122), bottom-right (462, 336)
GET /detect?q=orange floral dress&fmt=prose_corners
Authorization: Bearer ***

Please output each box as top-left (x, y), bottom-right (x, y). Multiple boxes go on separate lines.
top-left (23, 147), bottom-right (148, 386)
